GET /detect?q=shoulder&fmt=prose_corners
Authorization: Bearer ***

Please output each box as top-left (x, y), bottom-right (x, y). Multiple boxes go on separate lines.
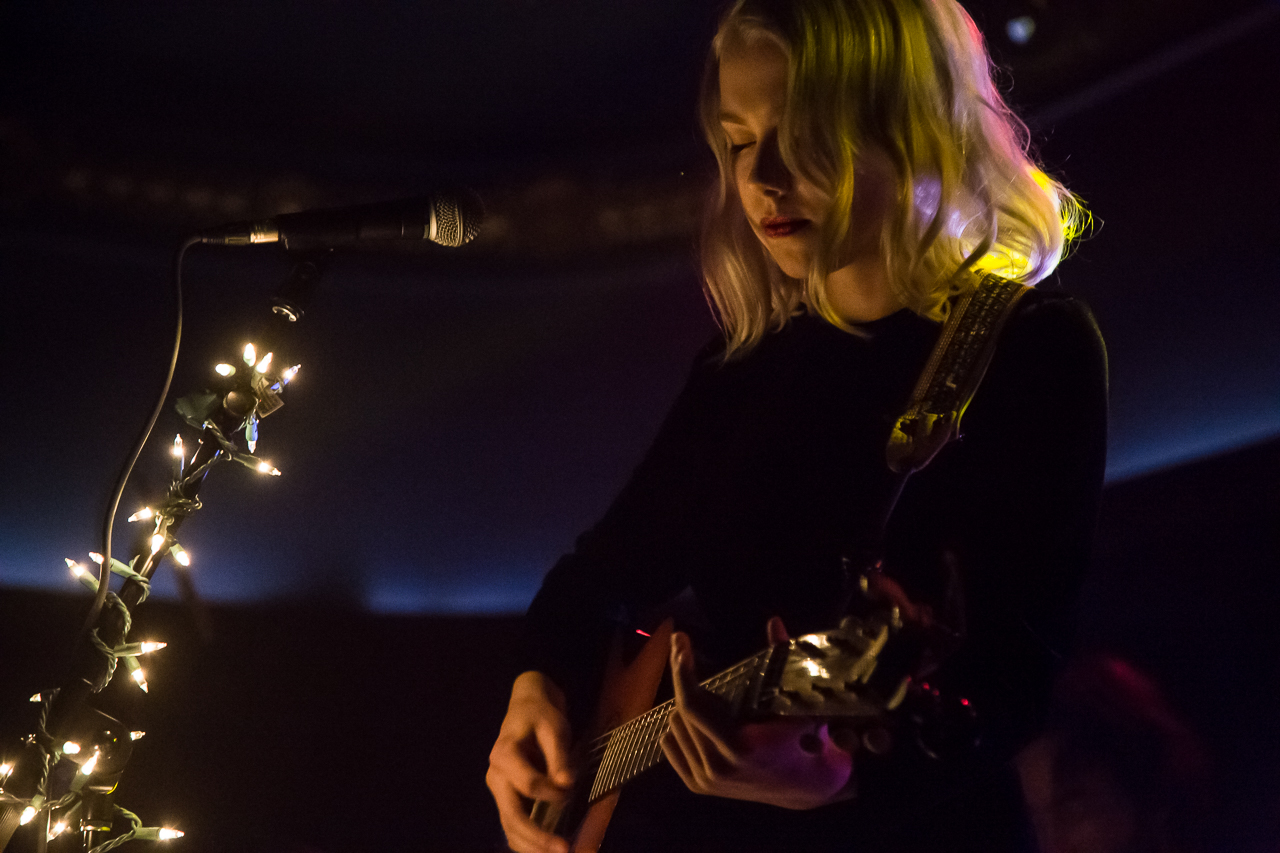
top-left (1006, 287), bottom-right (1105, 350)
top-left (994, 287), bottom-right (1108, 387)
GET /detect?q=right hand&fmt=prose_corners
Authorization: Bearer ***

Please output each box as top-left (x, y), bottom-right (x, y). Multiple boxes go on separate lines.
top-left (487, 671), bottom-right (576, 853)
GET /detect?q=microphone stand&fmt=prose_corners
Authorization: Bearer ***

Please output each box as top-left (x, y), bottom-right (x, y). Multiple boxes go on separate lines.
top-left (0, 250), bottom-right (328, 853)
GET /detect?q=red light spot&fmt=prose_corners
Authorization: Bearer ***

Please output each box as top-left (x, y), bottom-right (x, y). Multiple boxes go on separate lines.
top-left (635, 629), bottom-right (650, 637)
top-left (960, 698), bottom-right (970, 706)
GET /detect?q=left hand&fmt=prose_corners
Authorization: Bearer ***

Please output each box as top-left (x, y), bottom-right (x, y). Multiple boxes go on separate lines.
top-left (660, 617), bottom-right (855, 810)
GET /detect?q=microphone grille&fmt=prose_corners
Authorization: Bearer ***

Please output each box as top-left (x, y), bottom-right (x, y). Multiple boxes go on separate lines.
top-left (432, 189), bottom-right (484, 247)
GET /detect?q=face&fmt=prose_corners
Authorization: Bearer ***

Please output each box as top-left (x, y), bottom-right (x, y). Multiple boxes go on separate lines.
top-left (717, 34), bottom-right (894, 281)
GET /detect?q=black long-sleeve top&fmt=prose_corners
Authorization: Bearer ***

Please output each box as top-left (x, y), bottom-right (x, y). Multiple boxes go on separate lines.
top-left (523, 289), bottom-right (1108, 852)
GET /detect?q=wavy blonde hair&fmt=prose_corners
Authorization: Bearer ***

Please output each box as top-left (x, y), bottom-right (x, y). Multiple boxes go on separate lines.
top-left (700, 0), bottom-right (1089, 356)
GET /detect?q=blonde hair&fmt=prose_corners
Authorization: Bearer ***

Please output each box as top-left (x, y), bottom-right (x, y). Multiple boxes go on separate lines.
top-left (700, 0), bottom-right (1089, 356)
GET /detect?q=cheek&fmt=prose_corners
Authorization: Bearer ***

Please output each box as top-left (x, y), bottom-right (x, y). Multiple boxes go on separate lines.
top-left (731, 157), bottom-right (755, 206)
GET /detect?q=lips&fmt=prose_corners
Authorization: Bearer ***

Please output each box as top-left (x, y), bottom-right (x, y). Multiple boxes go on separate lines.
top-left (761, 217), bottom-right (811, 238)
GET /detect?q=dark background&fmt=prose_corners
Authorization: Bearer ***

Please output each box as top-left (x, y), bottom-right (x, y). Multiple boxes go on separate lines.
top-left (1, 1), bottom-right (1278, 850)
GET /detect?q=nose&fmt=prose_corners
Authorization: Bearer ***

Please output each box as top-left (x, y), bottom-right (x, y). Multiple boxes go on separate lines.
top-left (749, 130), bottom-right (792, 196)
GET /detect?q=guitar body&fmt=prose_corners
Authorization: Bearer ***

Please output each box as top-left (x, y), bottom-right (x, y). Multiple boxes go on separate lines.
top-left (533, 619), bottom-right (674, 852)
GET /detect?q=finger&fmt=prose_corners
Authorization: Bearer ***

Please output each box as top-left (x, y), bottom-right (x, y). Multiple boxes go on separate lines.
top-left (490, 737), bottom-right (568, 803)
top-left (662, 710), bottom-right (708, 792)
top-left (660, 706), bottom-right (701, 788)
top-left (669, 634), bottom-right (735, 762)
top-left (490, 776), bottom-right (570, 853)
top-left (766, 615), bottom-right (790, 646)
top-left (533, 714), bottom-right (575, 789)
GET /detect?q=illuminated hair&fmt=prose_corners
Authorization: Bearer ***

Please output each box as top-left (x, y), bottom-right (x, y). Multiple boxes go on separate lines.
top-left (699, 0), bottom-right (1089, 356)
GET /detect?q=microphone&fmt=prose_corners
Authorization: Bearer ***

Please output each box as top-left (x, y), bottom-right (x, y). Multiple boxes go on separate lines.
top-left (199, 190), bottom-right (484, 250)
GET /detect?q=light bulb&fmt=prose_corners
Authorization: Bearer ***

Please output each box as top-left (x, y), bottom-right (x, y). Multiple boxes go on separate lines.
top-left (172, 434), bottom-right (184, 459)
top-left (243, 343), bottom-right (256, 366)
top-left (49, 821), bottom-right (68, 841)
top-left (151, 534), bottom-right (166, 554)
top-left (158, 829), bottom-right (184, 841)
top-left (128, 507), bottom-right (154, 523)
top-left (0, 762), bottom-right (13, 777)
top-left (282, 364), bottom-right (300, 384)
top-left (62, 741), bottom-right (81, 755)
top-left (30, 693), bottom-right (43, 703)
top-left (255, 351), bottom-right (273, 373)
top-left (67, 560), bottom-right (98, 592)
top-left (80, 751), bottom-right (99, 776)
top-left (88, 552), bottom-right (104, 564)
top-left (215, 363), bottom-right (235, 376)
top-left (130, 731), bottom-right (146, 741)
top-left (18, 807), bottom-right (36, 826)
top-left (131, 667), bottom-right (149, 693)
top-left (140, 642), bottom-right (167, 654)
top-left (256, 461), bottom-right (281, 476)
top-left (170, 544), bottom-right (190, 566)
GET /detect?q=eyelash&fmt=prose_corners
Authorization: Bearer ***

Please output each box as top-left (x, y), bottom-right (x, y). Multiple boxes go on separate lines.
top-left (728, 142), bottom-right (753, 155)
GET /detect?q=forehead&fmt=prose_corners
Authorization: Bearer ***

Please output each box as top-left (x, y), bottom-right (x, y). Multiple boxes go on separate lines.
top-left (717, 34), bottom-right (789, 123)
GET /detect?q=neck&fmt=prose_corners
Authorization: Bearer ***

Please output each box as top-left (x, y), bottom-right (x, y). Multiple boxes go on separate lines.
top-left (824, 256), bottom-right (901, 324)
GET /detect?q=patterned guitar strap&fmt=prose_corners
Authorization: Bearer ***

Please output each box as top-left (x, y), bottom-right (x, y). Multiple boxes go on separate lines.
top-left (886, 273), bottom-right (1031, 477)
top-left (845, 273), bottom-right (1031, 619)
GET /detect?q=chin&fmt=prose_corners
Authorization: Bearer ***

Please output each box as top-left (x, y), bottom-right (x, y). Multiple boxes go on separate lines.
top-left (768, 253), bottom-right (811, 281)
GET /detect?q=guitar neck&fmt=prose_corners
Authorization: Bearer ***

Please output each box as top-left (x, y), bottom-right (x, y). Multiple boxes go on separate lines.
top-left (584, 648), bottom-right (772, 802)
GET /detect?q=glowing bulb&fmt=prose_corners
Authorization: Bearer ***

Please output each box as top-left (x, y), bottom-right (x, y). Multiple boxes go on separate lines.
top-left (128, 507), bottom-right (154, 523)
top-left (140, 642), bottom-right (167, 654)
top-left (30, 693), bottom-right (43, 703)
top-left (131, 667), bottom-right (149, 692)
top-left (170, 544), bottom-right (190, 566)
top-left (158, 829), bottom-right (184, 841)
top-left (281, 364), bottom-right (300, 384)
top-left (172, 434), bottom-right (184, 458)
top-left (80, 751), bottom-right (99, 776)
top-left (151, 534), bottom-right (166, 554)
top-left (256, 461), bottom-right (281, 476)
top-left (243, 343), bottom-right (256, 366)
top-left (215, 363), bottom-right (235, 376)
top-left (62, 741), bottom-right (82, 755)
top-left (67, 560), bottom-right (98, 592)
top-left (88, 552), bottom-right (104, 564)
top-left (255, 351), bottom-right (273, 373)
top-left (18, 807), bottom-right (36, 825)
top-left (1006, 15), bottom-right (1035, 45)
top-left (130, 731), bottom-right (146, 741)
top-left (0, 762), bottom-right (13, 777)
top-left (49, 821), bottom-right (68, 840)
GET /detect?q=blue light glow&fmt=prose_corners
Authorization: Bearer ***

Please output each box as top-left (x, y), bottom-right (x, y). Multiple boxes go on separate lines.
top-left (1007, 16), bottom-right (1036, 45)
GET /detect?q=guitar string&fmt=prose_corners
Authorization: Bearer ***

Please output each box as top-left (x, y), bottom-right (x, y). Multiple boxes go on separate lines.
top-left (584, 650), bottom-right (771, 800)
top-left (587, 653), bottom-right (761, 764)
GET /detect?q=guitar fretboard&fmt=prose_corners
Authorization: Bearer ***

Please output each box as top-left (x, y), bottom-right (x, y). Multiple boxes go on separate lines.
top-left (585, 649), bottom-right (770, 802)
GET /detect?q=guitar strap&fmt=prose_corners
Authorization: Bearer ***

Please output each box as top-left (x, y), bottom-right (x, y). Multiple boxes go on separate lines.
top-left (886, 273), bottom-right (1031, 477)
top-left (850, 274), bottom-right (1031, 588)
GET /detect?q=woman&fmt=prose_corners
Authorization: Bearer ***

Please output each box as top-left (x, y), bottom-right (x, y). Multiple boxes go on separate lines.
top-left (487, 0), bottom-right (1107, 850)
